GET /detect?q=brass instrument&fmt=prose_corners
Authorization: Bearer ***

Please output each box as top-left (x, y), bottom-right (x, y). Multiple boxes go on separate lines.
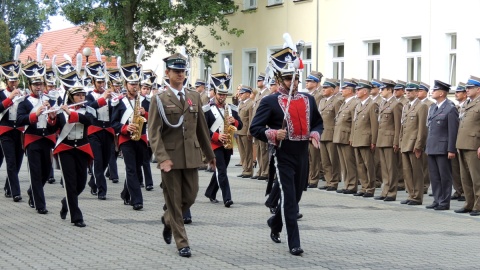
top-left (131, 93), bottom-right (146, 141)
top-left (223, 104), bottom-right (237, 149)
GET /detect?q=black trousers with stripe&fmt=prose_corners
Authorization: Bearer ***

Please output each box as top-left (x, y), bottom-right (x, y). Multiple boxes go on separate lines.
top-left (26, 138), bottom-right (54, 210)
top-left (1, 129), bottom-right (23, 197)
top-left (205, 147), bottom-right (232, 203)
top-left (120, 140), bottom-right (145, 206)
top-left (88, 130), bottom-right (113, 196)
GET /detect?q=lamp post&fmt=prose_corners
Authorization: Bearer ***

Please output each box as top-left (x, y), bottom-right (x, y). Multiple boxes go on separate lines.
top-left (82, 47), bottom-right (92, 63)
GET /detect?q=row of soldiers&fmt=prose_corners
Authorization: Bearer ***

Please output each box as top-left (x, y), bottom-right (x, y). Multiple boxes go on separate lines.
top-left (234, 70), bottom-right (480, 216)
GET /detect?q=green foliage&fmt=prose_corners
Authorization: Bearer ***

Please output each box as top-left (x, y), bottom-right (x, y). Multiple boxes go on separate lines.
top-left (0, 0), bottom-right (56, 54)
top-left (58, 0), bottom-right (243, 63)
top-left (0, 20), bottom-right (12, 63)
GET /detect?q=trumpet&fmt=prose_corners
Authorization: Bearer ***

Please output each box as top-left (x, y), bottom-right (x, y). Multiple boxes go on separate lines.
top-left (41, 101), bottom-right (88, 115)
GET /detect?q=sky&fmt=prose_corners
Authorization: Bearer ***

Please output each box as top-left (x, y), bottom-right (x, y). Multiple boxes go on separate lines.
top-left (47, 15), bottom-right (74, 31)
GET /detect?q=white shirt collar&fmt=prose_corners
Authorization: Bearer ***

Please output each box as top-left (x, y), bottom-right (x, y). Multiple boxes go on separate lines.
top-left (344, 96), bottom-right (355, 104)
top-left (361, 97), bottom-right (370, 105)
top-left (436, 99), bottom-right (447, 108)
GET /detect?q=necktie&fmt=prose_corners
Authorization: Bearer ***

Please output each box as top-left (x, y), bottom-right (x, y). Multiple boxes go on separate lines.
top-left (178, 92), bottom-right (185, 107)
top-left (433, 105), bottom-right (438, 114)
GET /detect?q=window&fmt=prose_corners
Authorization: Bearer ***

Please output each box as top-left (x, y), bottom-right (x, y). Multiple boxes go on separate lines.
top-left (301, 45), bottom-right (312, 88)
top-left (244, 0), bottom-right (257, 9)
top-left (366, 41), bottom-right (380, 80)
top-left (406, 37), bottom-right (422, 81)
top-left (220, 52), bottom-right (233, 75)
top-left (243, 50), bottom-right (257, 88)
top-left (448, 34), bottom-right (457, 85)
top-left (332, 44), bottom-right (344, 81)
top-left (267, 0), bottom-right (283, 5)
top-left (199, 57), bottom-right (209, 80)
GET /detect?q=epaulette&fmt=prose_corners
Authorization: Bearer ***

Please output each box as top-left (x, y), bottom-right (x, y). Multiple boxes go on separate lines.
top-left (228, 103), bottom-right (238, 112)
top-left (202, 104), bottom-right (211, 112)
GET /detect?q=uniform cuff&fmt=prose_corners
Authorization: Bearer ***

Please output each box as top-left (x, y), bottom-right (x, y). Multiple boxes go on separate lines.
top-left (121, 124), bottom-right (129, 135)
top-left (2, 98), bottom-right (13, 108)
top-left (68, 111), bottom-right (79, 123)
top-left (265, 129), bottom-right (278, 146)
top-left (29, 112), bottom-right (38, 124)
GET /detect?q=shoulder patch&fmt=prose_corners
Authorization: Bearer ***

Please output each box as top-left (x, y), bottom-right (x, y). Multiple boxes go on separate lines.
top-left (228, 104), bottom-right (238, 112)
top-left (202, 104), bottom-right (211, 112)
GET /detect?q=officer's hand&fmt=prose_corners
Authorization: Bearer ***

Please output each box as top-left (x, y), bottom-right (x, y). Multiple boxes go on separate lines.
top-left (393, 145), bottom-right (399, 153)
top-left (228, 116), bottom-right (235, 124)
top-left (448, 152), bottom-right (456, 159)
top-left (276, 129), bottom-right (287, 140)
top-left (209, 158), bottom-right (216, 171)
top-left (414, 148), bottom-right (422, 159)
top-left (8, 89), bottom-right (20, 100)
top-left (160, 159), bottom-right (173, 172)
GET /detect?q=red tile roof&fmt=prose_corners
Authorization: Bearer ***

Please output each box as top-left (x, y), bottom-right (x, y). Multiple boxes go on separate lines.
top-left (19, 25), bottom-right (117, 69)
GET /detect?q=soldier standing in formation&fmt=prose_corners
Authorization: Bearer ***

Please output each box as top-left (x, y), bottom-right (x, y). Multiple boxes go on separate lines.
top-left (251, 73), bottom-right (270, 181)
top-left (236, 86), bottom-right (254, 178)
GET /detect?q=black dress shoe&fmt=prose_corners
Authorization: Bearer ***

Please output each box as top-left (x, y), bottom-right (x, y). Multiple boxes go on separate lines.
top-left (121, 194), bottom-right (130, 205)
top-left (297, 213), bottom-right (303, 219)
top-left (454, 208), bottom-right (472, 214)
top-left (353, 192), bottom-right (365, 196)
top-left (374, 196), bottom-right (386, 200)
top-left (47, 177), bottom-right (56, 184)
top-left (336, 189), bottom-right (345, 193)
top-left (161, 216), bottom-right (172, 244)
top-left (111, 179), bottom-right (119, 183)
top-left (343, 190), bottom-right (356, 194)
top-left (407, 201), bottom-right (421, 206)
top-left (28, 195), bottom-right (35, 208)
top-left (307, 184), bottom-right (318, 188)
top-left (98, 195), bottom-right (106, 200)
top-left (362, 193), bottom-right (374, 198)
top-left (224, 200), bottom-right (233, 208)
top-left (178, 247), bottom-right (191, 257)
top-left (326, 187), bottom-right (337, 191)
top-left (318, 186), bottom-right (328, 190)
top-left (428, 193), bottom-right (433, 197)
top-left (133, 204), bottom-right (143, 210)
top-left (425, 203), bottom-right (438, 209)
top-left (290, 247), bottom-right (304, 256)
top-left (13, 195), bottom-right (22, 202)
top-left (237, 174), bottom-right (245, 177)
top-left (90, 188), bottom-right (97, 196)
top-left (397, 187), bottom-right (405, 191)
top-left (383, 197), bottom-right (396, 202)
top-left (458, 196), bottom-right (466, 201)
top-left (257, 176), bottom-right (268, 180)
top-left (146, 185), bottom-right (154, 191)
top-left (434, 205), bottom-right (450, 211)
top-left (451, 193), bottom-right (461, 200)
top-left (140, 183), bottom-right (145, 188)
top-left (74, 221), bottom-right (86, 227)
top-left (4, 188), bottom-right (11, 198)
top-left (270, 232), bottom-right (281, 243)
top-left (269, 207), bottom-right (277, 214)
top-left (400, 200), bottom-right (411, 204)
top-left (60, 208), bottom-right (68, 220)
top-left (423, 190), bottom-right (428, 194)
top-left (209, 198), bottom-right (219, 203)
top-left (251, 176), bottom-right (259, 179)
top-left (242, 175), bottom-right (252, 178)
top-left (469, 210), bottom-right (480, 216)
top-left (37, 208), bottom-right (48, 214)
top-left (183, 217), bottom-right (192, 224)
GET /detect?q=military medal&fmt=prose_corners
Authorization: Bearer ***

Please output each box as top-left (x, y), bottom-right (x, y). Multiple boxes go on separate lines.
top-left (187, 98), bottom-right (193, 111)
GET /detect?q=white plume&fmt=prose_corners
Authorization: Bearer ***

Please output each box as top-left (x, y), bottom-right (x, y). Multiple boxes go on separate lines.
top-left (52, 55), bottom-right (57, 69)
top-left (294, 58), bottom-right (301, 69)
top-left (282, 33), bottom-right (296, 52)
top-left (136, 45), bottom-right (145, 64)
top-left (224, 57), bottom-right (230, 75)
top-left (282, 43), bottom-right (287, 49)
top-left (76, 53), bottom-right (83, 74)
top-left (63, 54), bottom-right (72, 63)
top-left (117, 56), bottom-right (122, 70)
top-left (95, 47), bottom-right (102, 62)
top-left (13, 44), bottom-right (20, 62)
top-left (37, 43), bottom-right (43, 63)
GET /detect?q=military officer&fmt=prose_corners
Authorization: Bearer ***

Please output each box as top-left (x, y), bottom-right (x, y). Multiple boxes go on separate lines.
top-left (455, 76), bottom-right (480, 216)
top-left (370, 80), bottom-right (383, 189)
top-left (251, 73), bottom-right (270, 181)
top-left (394, 80), bottom-right (408, 191)
top-left (374, 79), bottom-right (402, 201)
top-left (305, 71), bottom-right (325, 188)
top-left (195, 79), bottom-right (210, 105)
top-left (204, 73), bottom-right (242, 207)
top-left (318, 78), bottom-right (342, 191)
top-left (424, 80), bottom-right (458, 211)
top-left (418, 81), bottom-right (434, 194)
top-left (350, 80), bottom-right (379, 197)
top-left (236, 86), bottom-right (254, 178)
top-left (399, 82), bottom-right (428, 205)
top-left (148, 53), bottom-right (215, 257)
top-left (333, 78), bottom-right (359, 194)
top-left (0, 49), bottom-right (23, 201)
top-left (451, 83), bottom-right (467, 201)
top-left (250, 46), bottom-right (323, 256)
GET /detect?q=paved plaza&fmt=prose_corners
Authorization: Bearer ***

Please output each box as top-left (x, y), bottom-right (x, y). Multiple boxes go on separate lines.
top-left (0, 153), bottom-right (479, 270)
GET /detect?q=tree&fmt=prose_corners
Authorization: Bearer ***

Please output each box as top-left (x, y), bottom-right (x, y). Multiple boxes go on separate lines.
top-left (57, 0), bottom-right (243, 63)
top-left (0, 0), bottom-right (56, 53)
top-left (0, 20), bottom-right (11, 63)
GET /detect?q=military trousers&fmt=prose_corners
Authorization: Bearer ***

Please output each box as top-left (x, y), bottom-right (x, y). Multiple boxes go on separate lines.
top-left (402, 151), bottom-right (424, 203)
top-left (378, 147), bottom-right (398, 198)
top-left (336, 143), bottom-right (357, 192)
top-left (308, 142), bottom-right (323, 185)
top-left (458, 149), bottom-right (480, 211)
top-left (238, 135), bottom-right (253, 176)
top-left (320, 140), bottom-right (340, 188)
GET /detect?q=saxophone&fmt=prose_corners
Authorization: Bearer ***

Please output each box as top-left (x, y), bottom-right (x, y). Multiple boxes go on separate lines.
top-left (131, 93), bottom-right (146, 141)
top-left (223, 103), bottom-right (237, 149)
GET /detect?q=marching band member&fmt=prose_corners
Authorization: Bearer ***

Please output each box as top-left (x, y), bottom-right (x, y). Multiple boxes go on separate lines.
top-left (111, 55), bottom-right (149, 210)
top-left (54, 71), bottom-right (93, 227)
top-left (250, 44), bottom-right (323, 256)
top-left (17, 57), bottom-right (57, 214)
top-left (138, 70), bottom-right (155, 191)
top-left (0, 45), bottom-right (23, 201)
top-left (203, 71), bottom-right (242, 207)
top-left (45, 67), bottom-right (61, 184)
top-left (84, 50), bottom-right (114, 200)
